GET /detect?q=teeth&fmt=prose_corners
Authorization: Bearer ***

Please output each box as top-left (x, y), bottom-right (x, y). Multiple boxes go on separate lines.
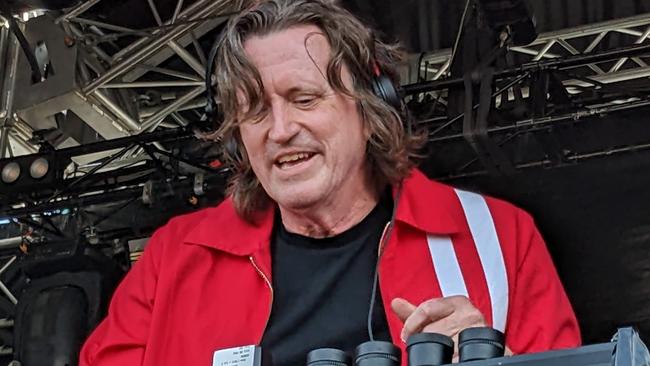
top-left (277, 152), bottom-right (311, 164)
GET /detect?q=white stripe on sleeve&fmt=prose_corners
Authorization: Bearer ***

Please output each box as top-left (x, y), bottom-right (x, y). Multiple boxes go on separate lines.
top-left (454, 189), bottom-right (509, 332)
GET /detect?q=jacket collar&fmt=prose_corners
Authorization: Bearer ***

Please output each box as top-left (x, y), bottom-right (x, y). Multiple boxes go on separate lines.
top-left (393, 169), bottom-right (460, 235)
top-left (183, 169), bottom-right (460, 255)
top-left (182, 198), bottom-right (275, 256)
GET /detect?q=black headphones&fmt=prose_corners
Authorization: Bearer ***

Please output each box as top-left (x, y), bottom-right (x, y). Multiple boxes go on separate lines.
top-left (370, 62), bottom-right (403, 112)
top-left (202, 31), bottom-right (404, 160)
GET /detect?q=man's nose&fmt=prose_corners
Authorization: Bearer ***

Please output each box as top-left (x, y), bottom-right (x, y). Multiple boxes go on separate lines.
top-left (267, 101), bottom-right (299, 143)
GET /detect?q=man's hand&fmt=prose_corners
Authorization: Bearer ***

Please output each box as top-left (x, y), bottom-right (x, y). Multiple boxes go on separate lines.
top-left (391, 295), bottom-right (487, 343)
top-left (391, 296), bottom-right (513, 358)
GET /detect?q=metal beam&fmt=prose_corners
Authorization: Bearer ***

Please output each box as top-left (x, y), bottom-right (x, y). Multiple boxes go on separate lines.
top-left (56, 0), bottom-right (102, 23)
top-left (418, 13), bottom-right (650, 87)
top-left (140, 85), bottom-right (205, 131)
top-left (0, 24), bottom-right (19, 159)
top-left (100, 81), bottom-right (204, 89)
top-left (82, 0), bottom-right (236, 94)
top-left (403, 43), bottom-right (650, 95)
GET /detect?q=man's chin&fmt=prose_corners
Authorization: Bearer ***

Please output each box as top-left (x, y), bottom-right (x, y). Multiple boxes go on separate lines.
top-left (273, 190), bottom-right (324, 212)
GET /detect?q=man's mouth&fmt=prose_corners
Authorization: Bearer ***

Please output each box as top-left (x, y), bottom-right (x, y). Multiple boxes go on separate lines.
top-left (275, 152), bottom-right (316, 169)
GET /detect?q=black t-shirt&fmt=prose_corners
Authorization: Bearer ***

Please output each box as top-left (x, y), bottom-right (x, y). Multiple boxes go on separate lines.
top-left (260, 196), bottom-right (393, 366)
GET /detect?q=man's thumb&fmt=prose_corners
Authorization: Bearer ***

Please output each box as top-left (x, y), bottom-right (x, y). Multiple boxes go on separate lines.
top-left (391, 297), bottom-right (416, 322)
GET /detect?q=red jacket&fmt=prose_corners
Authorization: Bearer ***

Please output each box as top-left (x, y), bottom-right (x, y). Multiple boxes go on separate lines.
top-left (80, 169), bottom-right (580, 365)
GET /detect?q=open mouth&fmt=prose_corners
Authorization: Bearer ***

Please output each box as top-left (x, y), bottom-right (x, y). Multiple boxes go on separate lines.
top-left (275, 152), bottom-right (316, 169)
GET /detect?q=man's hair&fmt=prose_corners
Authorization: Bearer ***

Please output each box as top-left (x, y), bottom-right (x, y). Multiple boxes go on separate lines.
top-left (210, 0), bottom-right (423, 221)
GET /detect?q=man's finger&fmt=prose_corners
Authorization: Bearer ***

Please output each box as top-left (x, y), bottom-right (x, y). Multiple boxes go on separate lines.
top-left (391, 297), bottom-right (417, 322)
top-left (400, 299), bottom-right (454, 342)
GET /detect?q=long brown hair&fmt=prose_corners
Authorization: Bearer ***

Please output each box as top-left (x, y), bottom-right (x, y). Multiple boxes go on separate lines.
top-left (208, 0), bottom-right (424, 221)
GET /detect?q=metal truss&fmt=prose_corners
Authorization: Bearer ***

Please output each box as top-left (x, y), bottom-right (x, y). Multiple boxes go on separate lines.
top-left (1, 3), bottom-right (650, 180)
top-left (0, 0), bottom-right (246, 168)
top-left (417, 12), bottom-right (650, 85)
top-left (401, 13), bottom-right (650, 180)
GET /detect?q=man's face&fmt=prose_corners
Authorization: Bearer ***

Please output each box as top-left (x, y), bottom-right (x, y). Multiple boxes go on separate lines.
top-left (239, 25), bottom-right (371, 211)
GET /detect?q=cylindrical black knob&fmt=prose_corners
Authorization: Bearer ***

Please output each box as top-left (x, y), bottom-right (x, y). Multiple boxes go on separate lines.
top-left (307, 348), bottom-right (351, 366)
top-left (407, 333), bottom-right (454, 366)
top-left (355, 341), bottom-right (401, 366)
top-left (458, 327), bottom-right (505, 362)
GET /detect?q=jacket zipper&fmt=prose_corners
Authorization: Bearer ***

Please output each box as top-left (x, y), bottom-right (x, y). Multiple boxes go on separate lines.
top-left (249, 255), bottom-right (274, 342)
top-left (378, 221), bottom-right (391, 256)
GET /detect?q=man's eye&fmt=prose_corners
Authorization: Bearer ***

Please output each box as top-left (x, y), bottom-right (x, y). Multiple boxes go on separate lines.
top-left (294, 96), bottom-right (317, 107)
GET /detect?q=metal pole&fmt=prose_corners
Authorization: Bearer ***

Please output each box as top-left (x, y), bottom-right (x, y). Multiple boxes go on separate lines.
top-left (8, 135), bottom-right (37, 154)
top-left (147, 0), bottom-right (164, 26)
top-left (68, 17), bottom-right (150, 37)
top-left (100, 80), bottom-right (204, 88)
top-left (25, 128), bottom-right (190, 159)
top-left (403, 43), bottom-right (650, 95)
top-left (0, 24), bottom-right (20, 159)
top-left (93, 91), bottom-right (141, 131)
top-left (140, 85), bottom-right (205, 131)
top-left (610, 25), bottom-right (650, 73)
top-left (0, 24), bottom-right (8, 74)
top-left (134, 65), bottom-right (201, 81)
top-left (56, 0), bottom-right (102, 23)
top-left (172, 0), bottom-right (185, 24)
top-left (0, 128), bottom-right (9, 158)
top-left (428, 99), bottom-right (650, 143)
top-left (82, 0), bottom-right (227, 94)
top-left (441, 142), bottom-right (650, 181)
top-left (111, 0), bottom-right (222, 62)
top-left (67, 23), bottom-right (113, 64)
top-left (530, 13), bottom-right (650, 45)
top-left (0, 25), bottom-right (9, 159)
top-left (139, 99), bottom-right (206, 119)
top-left (0, 238), bottom-right (20, 250)
top-left (0, 256), bottom-right (18, 304)
top-left (168, 41), bottom-right (206, 76)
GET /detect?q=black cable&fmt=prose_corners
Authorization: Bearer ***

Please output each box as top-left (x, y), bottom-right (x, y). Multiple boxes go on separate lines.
top-left (448, 0), bottom-right (473, 75)
top-left (0, 3), bottom-right (42, 83)
top-left (367, 185), bottom-right (403, 341)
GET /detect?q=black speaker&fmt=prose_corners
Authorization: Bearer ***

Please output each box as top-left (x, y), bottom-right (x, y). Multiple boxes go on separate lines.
top-left (14, 283), bottom-right (88, 366)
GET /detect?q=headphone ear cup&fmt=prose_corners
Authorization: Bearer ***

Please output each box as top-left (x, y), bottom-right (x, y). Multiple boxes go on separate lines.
top-left (371, 74), bottom-right (402, 112)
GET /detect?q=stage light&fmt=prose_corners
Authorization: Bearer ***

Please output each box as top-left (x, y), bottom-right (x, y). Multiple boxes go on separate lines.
top-left (1, 162), bottom-right (21, 184)
top-left (29, 157), bottom-right (49, 179)
top-left (0, 153), bottom-right (68, 194)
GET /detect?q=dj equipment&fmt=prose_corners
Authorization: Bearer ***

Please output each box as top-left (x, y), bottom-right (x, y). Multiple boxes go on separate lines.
top-left (457, 327), bottom-right (505, 362)
top-left (307, 348), bottom-right (352, 366)
top-left (292, 327), bottom-right (650, 366)
top-left (407, 333), bottom-right (454, 366)
top-left (449, 327), bottom-right (649, 366)
top-left (355, 341), bottom-right (402, 366)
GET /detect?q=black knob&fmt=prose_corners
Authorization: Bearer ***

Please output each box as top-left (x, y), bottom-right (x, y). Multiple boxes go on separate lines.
top-left (407, 333), bottom-right (454, 366)
top-left (458, 327), bottom-right (505, 362)
top-left (307, 348), bottom-right (351, 366)
top-left (355, 341), bottom-right (401, 366)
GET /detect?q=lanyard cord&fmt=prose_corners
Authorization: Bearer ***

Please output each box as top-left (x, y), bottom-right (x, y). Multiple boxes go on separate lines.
top-left (367, 184), bottom-right (403, 341)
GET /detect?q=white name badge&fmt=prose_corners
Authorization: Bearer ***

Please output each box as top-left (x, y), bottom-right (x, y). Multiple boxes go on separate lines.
top-left (213, 345), bottom-right (256, 366)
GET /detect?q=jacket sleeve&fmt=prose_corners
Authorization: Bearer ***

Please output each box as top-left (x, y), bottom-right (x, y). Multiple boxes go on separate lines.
top-left (79, 224), bottom-right (167, 365)
top-left (505, 210), bottom-right (582, 354)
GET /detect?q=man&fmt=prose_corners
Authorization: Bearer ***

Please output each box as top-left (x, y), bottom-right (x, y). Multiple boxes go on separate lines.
top-left (80, 1), bottom-right (581, 365)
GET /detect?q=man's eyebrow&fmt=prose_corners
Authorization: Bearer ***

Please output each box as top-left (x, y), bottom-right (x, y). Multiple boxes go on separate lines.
top-left (286, 84), bottom-right (322, 95)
